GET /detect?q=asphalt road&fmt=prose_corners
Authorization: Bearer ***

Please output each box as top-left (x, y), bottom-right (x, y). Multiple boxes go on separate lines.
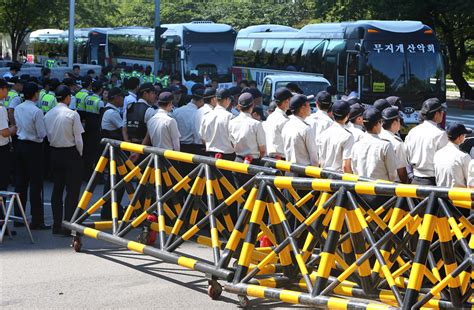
top-left (446, 106), bottom-right (474, 130)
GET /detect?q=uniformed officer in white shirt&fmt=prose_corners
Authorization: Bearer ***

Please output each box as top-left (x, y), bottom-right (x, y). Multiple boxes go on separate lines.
top-left (468, 160), bottom-right (474, 188)
top-left (121, 76), bottom-right (140, 120)
top-left (434, 122), bottom-right (471, 188)
top-left (44, 85), bottom-right (84, 234)
top-left (199, 88), bottom-right (234, 160)
top-left (317, 100), bottom-right (354, 173)
top-left (0, 79), bottom-right (16, 191)
top-left (101, 87), bottom-right (124, 140)
top-left (351, 108), bottom-right (398, 181)
top-left (194, 87), bottom-right (216, 148)
top-left (379, 107), bottom-right (409, 183)
top-left (14, 82), bottom-right (49, 230)
top-left (263, 87), bottom-right (292, 159)
top-left (346, 103), bottom-right (365, 142)
top-left (282, 94), bottom-right (318, 167)
top-left (405, 98), bottom-right (448, 185)
top-left (306, 91), bottom-right (334, 138)
top-left (5, 76), bottom-right (23, 125)
top-left (147, 92), bottom-right (181, 151)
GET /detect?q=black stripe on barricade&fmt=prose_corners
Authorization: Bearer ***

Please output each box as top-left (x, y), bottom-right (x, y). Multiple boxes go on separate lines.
top-left (223, 282), bottom-right (397, 309)
top-left (438, 199), bottom-right (472, 256)
top-left (153, 155), bottom-right (166, 250)
top-left (108, 145), bottom-right (120, 234)
top-left (62, 221), bottom-right (234, 281)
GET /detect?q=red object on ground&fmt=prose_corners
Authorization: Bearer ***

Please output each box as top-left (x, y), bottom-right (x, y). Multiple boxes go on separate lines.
top-left (260, 235), bottom-right (273, 247)
top-left (146, 214), bottom-right (157, 245)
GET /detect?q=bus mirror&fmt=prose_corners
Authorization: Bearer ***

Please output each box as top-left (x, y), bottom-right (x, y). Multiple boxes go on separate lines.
top-left (357, 53), bottom-right (367, 75)
top-left (354, 43), bottom-right (362, 52)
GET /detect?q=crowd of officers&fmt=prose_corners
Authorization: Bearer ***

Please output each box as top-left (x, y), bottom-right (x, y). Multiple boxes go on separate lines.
top-left (0, 62), bottom-right (473, 235)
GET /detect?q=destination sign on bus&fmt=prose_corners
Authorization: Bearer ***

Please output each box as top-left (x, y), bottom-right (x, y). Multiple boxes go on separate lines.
top-left (372, 43), bottom-right (436, 54)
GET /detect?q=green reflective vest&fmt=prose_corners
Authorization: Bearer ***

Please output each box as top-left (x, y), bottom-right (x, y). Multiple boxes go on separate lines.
top-left (75, 89), bottom-right (90, 112)
top-left (141, 74), bottom-right (155, 84)
top-left (160, 75), bottom-right (169, 87)
top-left (45, 59), bottom-right (57, 68)
top-left (84, 94), bottom-right (101, 114)
top-left (39, 92), bottom-right (57, 113)
top-left (4, 90), bottom-right (19, 108)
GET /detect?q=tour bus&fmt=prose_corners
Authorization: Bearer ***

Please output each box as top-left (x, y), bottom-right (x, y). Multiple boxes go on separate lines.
top-left (103, 22), bottom-right (237, 84)
top-left (233, 21), bottom-right (446, 132)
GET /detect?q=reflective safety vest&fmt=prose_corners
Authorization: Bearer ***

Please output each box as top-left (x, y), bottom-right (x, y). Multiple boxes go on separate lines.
top-left (39, 89), bottom-right (47, 101)
top-left (122, 72), bottom-right (132, 81)
top-left (4, 90), bottom-right (19, 108)
top-left (45, 59), bottom-right (57, 68)
top-left (131, 70), bottom-right (141, 79)
top-left (160, 75), bottom-right (169, 87)
top-left (141, 74), bottom-right (155, 84)
top-left (75, 89), bottom-right (90, 112)
top-left (39, 92), bottom-right (57, 113)
top-left (84, 94), bottom-right (102, 114)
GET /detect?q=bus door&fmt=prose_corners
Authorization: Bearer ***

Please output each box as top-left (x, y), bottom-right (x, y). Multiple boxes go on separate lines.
top-left (345, 52), bottom-right (359, 96)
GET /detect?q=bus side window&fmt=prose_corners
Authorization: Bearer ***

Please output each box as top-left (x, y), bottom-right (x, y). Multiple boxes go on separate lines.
top-left (252, 39), bottom-right (264, 68)
top-left (262, 39), bottom-right (284, 70)
top-left (282, 39), bottom-right (303, 71)
top-left (302, 39), bottom-right (325, 73)
top-left (234, 38), bottom-right (252, 67)
top-left (262, 79), bottom-right (272, 106)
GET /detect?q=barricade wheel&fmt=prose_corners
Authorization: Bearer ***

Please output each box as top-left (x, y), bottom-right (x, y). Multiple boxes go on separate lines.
top-left (72, 237), bottom-right (82, 252)
top-left (207, 280), bottom-right (222, 300)
top-left (238, 295), bottom-right (249, 308)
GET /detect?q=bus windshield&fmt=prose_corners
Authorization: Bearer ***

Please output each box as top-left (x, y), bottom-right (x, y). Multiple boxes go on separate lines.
top-left (275, 81), bottom-right (329, 96)
top-left (184, 31), bottom-right (235, 81)
top-left (363, 40), bottom-right (445, 103)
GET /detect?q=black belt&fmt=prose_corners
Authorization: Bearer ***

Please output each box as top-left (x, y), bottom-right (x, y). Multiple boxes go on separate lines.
top-left (17, 139), bottom-right (42, 145)
top-left (50, 146), bottom-right (76, 150)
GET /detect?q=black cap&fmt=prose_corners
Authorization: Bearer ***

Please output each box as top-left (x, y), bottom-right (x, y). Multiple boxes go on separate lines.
top-left (289, 94), bottom-right (308, 112)
top-left (238, 92), bottom-right (254, 108)
top-left (108, 87), bottom-right (126, 99)
top-left (316, 91), bottom-right (332, 106)
top-left (274, 87), bottom-right (292, 102)
top-left (447, 122), bottom-right (472, 140)
top-left (347, 97), bottom-right (361, 106)
top-left (138, 82), bottom-right (155, 94)
top-left (349, 103), bottom-right (365, 121)
top-left (228, 86), bottom-right (242, 96)
top-left (158, 91), bottom-right (174, 103)
top-left (55, 85), bottom-right (71, 101)
top-left (332, 100), bottom-right (351, 117)
top-left (373, 98), bottom-right (391, 112)
top-left (420, 98), bottom-right (447, 115)
top-left (363, 108), bottom-right (382, 125)
top-left (0, 78), bottom-right (8, 88)
top-left (192, 87), bottom-right (205, 99)
top-left (203, 87), bottom-right (216, 99)
top-left (216, 88), bottom-right (231, 100)
top-left (382, 107), bottom-right (400, 121)
top-left (246, 87), bottom-right (262, 99)
top-left (191, 83), bottom-right (205, 94)
top-left (8, 76), bottom-right (24, 85)
top-left (62, 77), bottom-right (75, 87)
top-left (386, 96), bottom-right (402, 109)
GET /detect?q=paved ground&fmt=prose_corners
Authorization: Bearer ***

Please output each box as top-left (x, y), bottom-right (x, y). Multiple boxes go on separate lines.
top-left (1, 182), bottom-right (297, 309)
top-left (446, 106), bottom-right (474, 130)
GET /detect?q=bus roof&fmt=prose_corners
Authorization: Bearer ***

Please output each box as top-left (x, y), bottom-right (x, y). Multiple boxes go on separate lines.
top-left (237, 25), bottom-right (298, 37)
top-left (161, 21), bottom-right (234, 37)
top-left (105, 27), bottom-right (154, 36)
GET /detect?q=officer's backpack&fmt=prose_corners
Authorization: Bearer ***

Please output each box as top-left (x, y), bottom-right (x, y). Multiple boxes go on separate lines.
top-left (125, 101), bottom-right (149, 140)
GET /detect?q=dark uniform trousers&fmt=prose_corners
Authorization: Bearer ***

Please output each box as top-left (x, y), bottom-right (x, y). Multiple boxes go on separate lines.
top-left (14, 140), bottom-right (44, 225)
top-left (0, 144), bottom-right (10, 190)
top-left (50, 146), bottom-right (83, 229)
top-left (412, 176), bottom-right (436, 186)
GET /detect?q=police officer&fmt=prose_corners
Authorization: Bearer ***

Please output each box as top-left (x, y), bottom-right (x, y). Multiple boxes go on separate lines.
top-left (101, 87), bottom-right (124, 140)
top-left (82, 81), bottom-right (105, 179)
top-left (306, 91), bottom-right (333, 138)
top-left (281, 94), bottom-right (318, 167)
top-left (39, 78), bottom-right (60, 114)
top-left (379, 107), bottom-right (409, 183)
top-left (44, 85), bottom-right (84, 234)
top-left (229, 91), bottom-right (266, 167)
top-left (194, 88), bottom-right (217, 149)
top-left (351, 108), bottom-right (398, 181)
top-left (317, 100), bottom-right (354, 173)
top-left (141, 65), bottom-right (155, 84)
top-left (2, 64), bottom-right (20, 80)
top-left (45, 52), bottom-right (59, 68)
top-left (0, 79), bottom-right (16, 191)
top-left (434, 123), bottom-right (471, 188)
top-left (4, 76), bottom-right (23, 125)
top-left (75, 76), bottom-right (93, 119)
top-left (122, 77), bottom-right (140, 124)
top-left (147, 92), bottom-right (181, 150)
top-left (263, 87), bottom-right (292, 159)
top-left (13, 82), bottom-right (48, 229)
top-left (346, 103), bottom-right (365, 142)
top-left (62, 78), bottom-right (79, 110)
top-left (199, 88), bottom-right (234, 160)
top-left (405, 98), bottom-right (448, 185)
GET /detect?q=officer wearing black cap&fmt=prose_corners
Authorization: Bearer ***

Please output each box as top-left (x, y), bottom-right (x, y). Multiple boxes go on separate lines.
top-left (147, 92), bottom-right (180, 151)
top-left (306, 91), bottom-right (334, 138)
top-left (13, 82), bottom-right (48, 229)
top-left (4, 76), bottom-right (23, 125)
top-left (44, 85), bottom-right (84, 234)
top-left (346, 103), bottom-right (365, 142)
top-left (199, 89), bottom-right (234, 160)
top-left (373, 98), bottom-right (391, 112)
top-left (351, 108), bottom-right (398, 181)
top-left (123, 82), bottom-right (156, 144)
top-left (229, 91), bottom-right (266, 168)
top-left (434, 122), bottom-right (471, 188)
top-left (405, 98), bottom-right (448, 185)
top-left (379, 107), bottom-right (409, 183)
top-left (386, 96), bottom-right (403, 110)
top-left (245, 87), bottom-right (263, 110)
top-left (62, 77), bottom-right (79, 110)
top-left (317, 100), bottom-right (354, 173)
top-left (0, 79), bottom-right (16, 192)
top-left (281, 94), bottom-right (318, 166)
top-left (228, 86), bottom-right (242, 116)
top-left (194, 87), bottom-right (217, 148)
top-left (173, 85), bottom-right (206, 157)
top-left (101, 87), bottom-right (125, 140)
top-left (39, 78), bottom-right (60, 114)
top-left (263, 87), bottom-right (292, 159)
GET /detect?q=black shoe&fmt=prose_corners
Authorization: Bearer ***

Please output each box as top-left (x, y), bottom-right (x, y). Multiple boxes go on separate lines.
top-left (30, 223), bottom-right (52, 230)
top-left (52, 227), bottom-right (71, 236)
top-left (13, 222), bottom-right (26, 227)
